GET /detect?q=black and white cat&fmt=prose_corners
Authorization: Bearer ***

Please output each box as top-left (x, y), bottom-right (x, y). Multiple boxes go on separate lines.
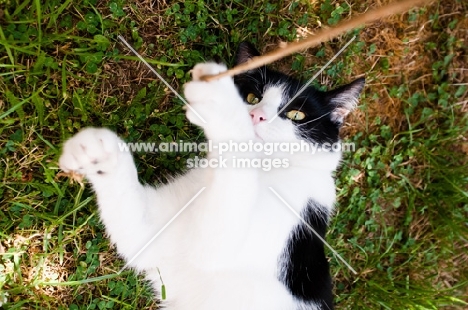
top-left (59, 42), bottom-right (364, 309)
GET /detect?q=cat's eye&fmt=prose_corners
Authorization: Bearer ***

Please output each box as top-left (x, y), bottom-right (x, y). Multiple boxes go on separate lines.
top-left (286, 110), bottom-right (306, 121)
top-left (246, 93), bottom-right (260, 105)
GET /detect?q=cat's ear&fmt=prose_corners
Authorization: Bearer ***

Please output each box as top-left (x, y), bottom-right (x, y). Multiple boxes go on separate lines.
top-left (325, 77), bottom-right (365, 125)
top-left (235, 42), bottom-right (261, 65)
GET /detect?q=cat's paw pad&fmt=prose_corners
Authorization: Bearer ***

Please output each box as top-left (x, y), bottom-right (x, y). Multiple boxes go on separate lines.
top-left (59, 128), bottom-right (123, 177)
top-left (191, 62), bottom-right (227, 81)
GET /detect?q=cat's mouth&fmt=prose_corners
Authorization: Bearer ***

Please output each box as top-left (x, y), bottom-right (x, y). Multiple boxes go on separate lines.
top-left (254, 132), bottom-right (264, 141)
top-left (252, 125), bottom-right (265, 141)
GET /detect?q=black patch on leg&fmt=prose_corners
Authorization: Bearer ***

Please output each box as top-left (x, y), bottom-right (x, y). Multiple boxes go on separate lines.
top-left (279, 200), bottom-right (334, 309)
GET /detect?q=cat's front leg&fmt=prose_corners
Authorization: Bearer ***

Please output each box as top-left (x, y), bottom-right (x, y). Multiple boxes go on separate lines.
top-left (183, 64), bottom-right (260, 253)
top-left (184, 62), bottom-right (255, 142)
top-left (59, 128), bottom-right (161, 269)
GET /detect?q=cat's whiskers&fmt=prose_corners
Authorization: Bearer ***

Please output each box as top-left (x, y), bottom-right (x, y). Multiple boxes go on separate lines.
top-left (298, 127), bottom-right (321, 143)
top-left (296, 112), bottom-right (331, 127)
top-left (293, 81), bottom-right (301, 96)
top-left (298, 125), bottom-right (318, 137)
top-left (242, 73), bottom-right (261, 85)
top-left (259, 66), bottom-right (267, 83)
top-left (241, 73), bottom-right (264, 96)
top-left (295, 95), bottom-right (309, 113)
top-left (286, 82), bottom-right (301, 104)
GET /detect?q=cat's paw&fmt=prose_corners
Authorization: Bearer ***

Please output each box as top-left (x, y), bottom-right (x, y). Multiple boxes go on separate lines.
top-left (184, 63), bottom-right (252, 137)
top-left (59, 128), bottom-right (130, 180)
top-left (184, 62), bottom-right (236, 104)
top-left (190, 62), bottom-right (227, 81)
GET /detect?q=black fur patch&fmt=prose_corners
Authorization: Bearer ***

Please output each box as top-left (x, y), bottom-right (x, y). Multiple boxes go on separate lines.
top-left (279, 200), bottom-right (333, 309)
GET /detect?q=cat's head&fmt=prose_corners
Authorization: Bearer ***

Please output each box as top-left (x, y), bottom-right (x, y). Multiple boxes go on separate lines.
top-left (233, 42), bottom-right (364, 148)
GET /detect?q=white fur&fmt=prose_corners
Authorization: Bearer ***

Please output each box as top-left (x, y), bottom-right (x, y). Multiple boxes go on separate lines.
top-left (59, 63), bottom-right (342, 309)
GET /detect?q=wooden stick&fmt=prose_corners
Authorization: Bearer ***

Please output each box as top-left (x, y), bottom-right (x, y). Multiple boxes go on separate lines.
top-left (200, 0), bottom-right (433, 81)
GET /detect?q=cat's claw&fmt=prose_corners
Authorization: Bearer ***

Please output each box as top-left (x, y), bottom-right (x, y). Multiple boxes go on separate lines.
top-left (59, 128), bottom-right (125, 178)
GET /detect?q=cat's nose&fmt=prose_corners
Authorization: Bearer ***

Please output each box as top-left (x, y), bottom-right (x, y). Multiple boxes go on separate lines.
top-left (250, 108), bottom-right (267, 125)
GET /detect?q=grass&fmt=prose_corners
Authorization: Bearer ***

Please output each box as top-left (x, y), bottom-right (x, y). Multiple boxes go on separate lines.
top-left (1, 0), bottom-right (467, 309)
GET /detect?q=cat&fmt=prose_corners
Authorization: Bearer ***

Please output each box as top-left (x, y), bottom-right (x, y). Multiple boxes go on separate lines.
top-left (59, 42), bottom-right (364, 310)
